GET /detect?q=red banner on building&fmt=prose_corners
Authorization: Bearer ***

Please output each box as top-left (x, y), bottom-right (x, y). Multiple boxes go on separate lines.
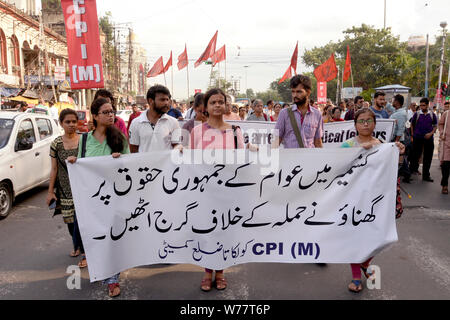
top-left (317, 82), bottom-right (327, 104)
top-left (61, 0), bottom-right (104, 89)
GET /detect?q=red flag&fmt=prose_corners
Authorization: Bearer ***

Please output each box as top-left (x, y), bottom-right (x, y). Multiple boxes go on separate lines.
top-left (147, 56), bottom-right (164, 78)
top-left (278, 66), bottom-right (292, 84)
top-left (343, 46), bottom-right (352, 82)
top-left (177, 45), bottom-right (188, 70)
top-left (61, 0), bottom-right (104, 89)
top-left (194, 31), bottom-right (218, 68)
top-left (163, 51), bottom-right (172, 73)
top-left (212, 45), bottom-right (226, 66)
top-left (291, 42), bottom-right (298, 74)
top-left (313, 53), bottom-right (338, 82)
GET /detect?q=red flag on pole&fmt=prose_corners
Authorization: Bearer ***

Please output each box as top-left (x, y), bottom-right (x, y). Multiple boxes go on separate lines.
top-left (163, 51), bottom-right (172, 73)
top-left (194, 31), bottom-right (218, 68)
top-left (212, 45), bottom-right (226, 66)
top-left (61, 0), bottom-right (104, 89)
top-left (343, 46), bottom-right (351, 82)
top-left (291, 42), bottom-right (298, 74)
top-left (177, 45), bottom-right (188, 70)
top-left (147, 56), bottom-right (164, 78)
top-left (313, 53), bottom-right (338, 82)
top-left (278, 65), bottom-right (292, 84)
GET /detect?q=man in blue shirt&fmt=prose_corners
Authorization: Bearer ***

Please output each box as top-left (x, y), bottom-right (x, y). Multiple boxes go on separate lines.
top-left (370, 92), bottom-right (389, 119)
top-left (167, 99), bottom-right (183, 120)
top-left (390, 94), bottom-right (411, 182)
top-left (409, 98), bottom-right (438, 182)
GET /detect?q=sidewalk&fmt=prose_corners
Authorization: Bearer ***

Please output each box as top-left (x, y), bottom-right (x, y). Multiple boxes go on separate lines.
top-left (401, 137), bottom-right (448, 211)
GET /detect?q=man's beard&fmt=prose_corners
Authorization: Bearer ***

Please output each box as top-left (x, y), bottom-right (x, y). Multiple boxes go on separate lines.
top-left (294, 97), bottom-right (308, 106)
top-left (154, 104), bottom-right (168, 115)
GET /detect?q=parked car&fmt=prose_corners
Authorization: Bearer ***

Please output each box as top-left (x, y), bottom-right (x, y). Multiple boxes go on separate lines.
top-left (0, 111), bottom-right (61, 218)
top-left (76, 110), bottom-right (90, 133)
top-left (116, 109), bottom-right (133, 125)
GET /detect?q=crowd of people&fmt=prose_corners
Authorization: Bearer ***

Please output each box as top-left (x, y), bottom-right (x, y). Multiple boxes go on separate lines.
top-left (45, 74), bottom-right (449, 298)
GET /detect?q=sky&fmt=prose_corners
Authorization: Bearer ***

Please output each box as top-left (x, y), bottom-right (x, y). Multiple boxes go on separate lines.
top-left (96, 0), bottom-right (450, 101)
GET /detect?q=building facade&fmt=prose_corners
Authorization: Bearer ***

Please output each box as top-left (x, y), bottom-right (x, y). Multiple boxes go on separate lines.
top-left (0, 0), bottom-right (68, 89)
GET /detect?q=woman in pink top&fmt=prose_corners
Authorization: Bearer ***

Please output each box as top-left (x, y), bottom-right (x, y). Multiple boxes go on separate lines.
top-left (190, 88), bottom-right (245, 292)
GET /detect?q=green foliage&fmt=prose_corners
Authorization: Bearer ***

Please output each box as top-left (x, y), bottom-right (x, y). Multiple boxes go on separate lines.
top-left (301, 24), bottom-right (450, 98)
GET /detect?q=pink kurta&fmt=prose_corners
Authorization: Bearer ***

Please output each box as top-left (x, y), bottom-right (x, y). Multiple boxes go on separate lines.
top-left (438, 111), bottom-right (450, 161)
top-left (190, 122), bottom-right (245, 150)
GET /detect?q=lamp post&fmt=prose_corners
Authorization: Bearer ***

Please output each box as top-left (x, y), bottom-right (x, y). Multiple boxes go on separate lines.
top-left (437, 21), bottom-right (447, 110)
top-left (244, 65), bottom-right (249, 98)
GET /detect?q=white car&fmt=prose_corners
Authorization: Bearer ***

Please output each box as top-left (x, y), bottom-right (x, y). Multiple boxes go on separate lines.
top-left (0, 111), bottom-right (61, 218)
top-left (116, 109), bottom-right (133, 125)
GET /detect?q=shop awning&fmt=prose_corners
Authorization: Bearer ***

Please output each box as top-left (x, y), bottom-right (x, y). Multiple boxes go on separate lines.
top-left (9, 96), bottom-right (39, 105)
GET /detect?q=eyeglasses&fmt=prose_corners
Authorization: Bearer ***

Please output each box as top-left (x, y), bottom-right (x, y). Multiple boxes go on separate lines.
top-left (356, 119), bottom-right (374, 125)
top-left (99, 110), bottom-right (116, 115)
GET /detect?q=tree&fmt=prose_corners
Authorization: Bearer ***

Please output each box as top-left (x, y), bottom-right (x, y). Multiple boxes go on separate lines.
top-left (99, 12), bottom-right (117, 91)
top-left (303, 24), bottom-right (415, 94)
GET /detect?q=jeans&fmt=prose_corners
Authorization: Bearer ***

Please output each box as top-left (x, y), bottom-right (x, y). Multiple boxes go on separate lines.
top-left (73, 213), bottom-right (84, 254)
top-left (410, 137), bottom-right (434, 178)
top-left (442, 161), bottom-right (450, 187)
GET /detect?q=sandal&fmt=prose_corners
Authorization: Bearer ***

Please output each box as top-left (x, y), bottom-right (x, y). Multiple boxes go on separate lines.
top-left (70, 249), bottom-right (80, 257)
top-left (108, 283), bottom-right (121, 297)
top-left (360, 265), bottom-right (375, 281)
top-left (201, 276), bottom-right (212, 292)
top-left (214, 276), bottom-right (228, 290)
top-left (348, 280), bottom-right (363, 293)
top-left (78, 255), bottom-right (87, 268)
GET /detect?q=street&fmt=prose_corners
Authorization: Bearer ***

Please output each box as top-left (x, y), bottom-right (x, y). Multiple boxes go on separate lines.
top-left (0, 155), bottom-right (449, 301)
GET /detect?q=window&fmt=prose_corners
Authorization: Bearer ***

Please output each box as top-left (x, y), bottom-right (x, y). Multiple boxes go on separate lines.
top-left (36, 118), bottom-right (53, 140)
top-left (15, 119), bottom-right (36, 149)
top-left (0, 29), bottom-right (7, 73)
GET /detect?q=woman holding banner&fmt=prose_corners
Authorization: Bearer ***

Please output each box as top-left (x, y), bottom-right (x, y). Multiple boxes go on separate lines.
top-left (342, 108), bottom-right (404, 293)
top-left (67, 97), bottom-right (130, 298)
top-left (190, 88), bottom-right (245, 292)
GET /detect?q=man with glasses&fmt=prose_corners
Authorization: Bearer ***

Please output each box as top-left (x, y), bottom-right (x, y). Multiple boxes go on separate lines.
top-left (409, 98), bottom-right (438, 182)
top-left (129, 85), bottom-right (182, 153)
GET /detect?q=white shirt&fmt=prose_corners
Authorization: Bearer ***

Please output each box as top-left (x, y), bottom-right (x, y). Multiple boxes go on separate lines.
top-left (128, 111), bottom-right (181, 153)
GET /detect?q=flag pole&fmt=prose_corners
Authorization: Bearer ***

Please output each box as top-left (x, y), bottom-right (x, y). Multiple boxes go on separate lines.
top-left (186, 60), bottom-right (190, 102)
top-left (225, 58), bottom-right (227, 93)
top-left (163, 72), bottom-right (167, 87)
top-left (171, 65), bottom-right (174, 97)
top-left (218, 61), bottom-right (220, 88)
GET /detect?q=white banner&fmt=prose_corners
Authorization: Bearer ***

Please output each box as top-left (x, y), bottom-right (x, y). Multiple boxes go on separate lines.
top-left (180, 119), bottom-right (395, 148)
top-left (68, 145), bottom-right (399, 282)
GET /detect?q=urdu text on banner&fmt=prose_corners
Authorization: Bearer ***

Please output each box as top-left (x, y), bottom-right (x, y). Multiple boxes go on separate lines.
top-left (68, 145), bottom-right (399, 281)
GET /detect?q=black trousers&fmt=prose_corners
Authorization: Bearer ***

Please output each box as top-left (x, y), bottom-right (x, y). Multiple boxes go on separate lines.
top-left (410, 137), bottom-right (434, 178)
top-left (442, 161), bottom-right (450, 187)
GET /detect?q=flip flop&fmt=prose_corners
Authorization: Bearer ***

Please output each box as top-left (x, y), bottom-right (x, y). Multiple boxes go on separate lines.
top-left (70, 249), bottom-right (80, 257)
top-left (78, 255), bottom-right (87, 268)
top-left (348, 280), bottom-right (363, 293)
top-left (108, 283), bottom-right (120, 297)
top-left (201, 277), bottom-right (212, 292)
top-left (214, 276), bottom-right (227, 290)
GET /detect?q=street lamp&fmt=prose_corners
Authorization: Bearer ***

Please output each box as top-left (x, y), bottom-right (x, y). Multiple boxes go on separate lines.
top-left (437, 21), bottom-right (447, 110)
top-left (244, 65), bottom-right (249, 98)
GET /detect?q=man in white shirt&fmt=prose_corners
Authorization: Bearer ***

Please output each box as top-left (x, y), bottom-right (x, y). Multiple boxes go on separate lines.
top-left (129, 85), bottom-right (182, 153)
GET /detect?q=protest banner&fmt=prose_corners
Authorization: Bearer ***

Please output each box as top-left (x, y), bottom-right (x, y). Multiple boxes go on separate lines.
top-left (68, 145), bottom-right (399, 281)
top-left (179, 119), bottom-right (395, 148)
